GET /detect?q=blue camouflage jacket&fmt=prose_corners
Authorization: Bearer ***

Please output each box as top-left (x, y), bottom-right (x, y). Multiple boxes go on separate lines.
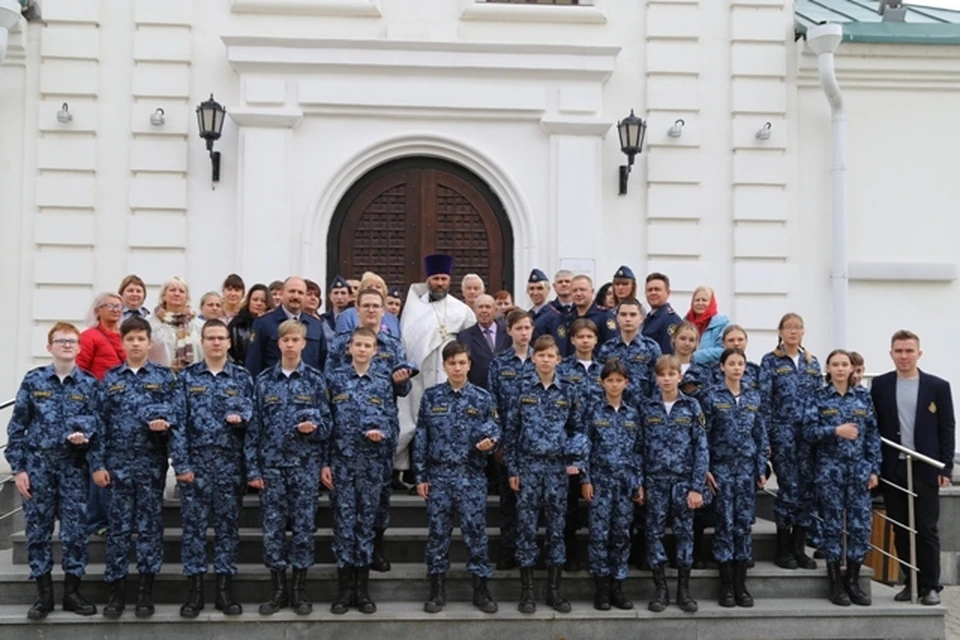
top-left (639, 392), bottom-right (709, 495)
top-left (700, 385), bottom-right (768, 480)
top-left (803, 384), bottom-right (881, 475)
top-left (760, 350), bottom-right (823, 426)
top-left (573, 400), bottom-right (643, 489)
top-left (324, 330), bottom-right (413, 400)
top-left (504, 375), bottom-right (581, 476)
top-left (597, 333), bottom-right (662, 406)
top-left (325, 365), bottom-right (397, 466)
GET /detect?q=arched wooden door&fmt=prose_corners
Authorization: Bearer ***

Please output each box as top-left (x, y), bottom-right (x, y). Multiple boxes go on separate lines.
top-left (327, 158), bottom-right (514, 298)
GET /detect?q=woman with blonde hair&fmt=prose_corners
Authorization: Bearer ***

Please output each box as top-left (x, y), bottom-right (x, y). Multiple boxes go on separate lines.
top-left (334, 271), bottom-right (401, 337)
top-left (686, 286), bottom-right (730, 366)
top-left (148, 275), bottom-right (202, 372)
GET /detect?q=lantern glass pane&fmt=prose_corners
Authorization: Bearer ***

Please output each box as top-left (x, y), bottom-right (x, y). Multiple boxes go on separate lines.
top-left (628, 122), bottom-right (641, 148)
top-left (618, 122), bottom-right (628, 150)
top-left (213, 108), bottom-right (225, 134)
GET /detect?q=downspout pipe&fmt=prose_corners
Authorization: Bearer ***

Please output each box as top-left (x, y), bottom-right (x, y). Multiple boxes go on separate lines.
top-left (805, 23), bottom-right (847, 348)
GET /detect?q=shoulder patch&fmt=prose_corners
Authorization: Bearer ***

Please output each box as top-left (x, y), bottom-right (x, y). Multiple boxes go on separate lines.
top-left (249, 330), bottom-right (256, 343)
top-left (667, 323), bottom-right (678, 336)
top-left (557, 325), bottom-right (567, 339)
top-left (189, 386), bottom-right (207, 395)
top-left (332, 393), bottom-right (349, 403)
top-left (606, 318), bottom-right (616, 331)
top-left (32, 390), bottom-right (52, 398)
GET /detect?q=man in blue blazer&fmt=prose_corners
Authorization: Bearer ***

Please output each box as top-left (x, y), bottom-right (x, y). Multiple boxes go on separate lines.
top-left (459, 294), bottom-right (511, 390)
top-left (245, 276), bottom-right (328, 377)
top-left (871, 329), bottom-right (955, 605)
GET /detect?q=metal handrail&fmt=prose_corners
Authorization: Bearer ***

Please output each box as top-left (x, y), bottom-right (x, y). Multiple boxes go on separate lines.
top-left (0, 398), bottom-right (12, 411)
top-left (881, 437), bottom-right (945, 470)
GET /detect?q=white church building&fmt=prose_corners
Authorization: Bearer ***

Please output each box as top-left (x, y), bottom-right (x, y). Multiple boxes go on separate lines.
top-left (1, 0), bottom-right (959, 451)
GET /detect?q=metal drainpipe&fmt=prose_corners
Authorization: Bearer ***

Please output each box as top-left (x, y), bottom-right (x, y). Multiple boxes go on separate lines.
top-left (805, 23), bottom-right (847, 348)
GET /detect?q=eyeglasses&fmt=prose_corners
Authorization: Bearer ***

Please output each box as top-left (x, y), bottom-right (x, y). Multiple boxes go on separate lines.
top-left (52, 339), bottom-right (79, 346)
top-left (100, 304), bottom-right (122, 311)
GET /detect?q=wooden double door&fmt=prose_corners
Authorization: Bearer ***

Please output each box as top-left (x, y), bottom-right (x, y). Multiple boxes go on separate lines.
top-left (328, 158), bottom-right (513, 299)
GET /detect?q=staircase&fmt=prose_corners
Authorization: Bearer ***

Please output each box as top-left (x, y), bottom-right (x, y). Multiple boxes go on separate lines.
top-left (0, 493), bottom-right (946, 639)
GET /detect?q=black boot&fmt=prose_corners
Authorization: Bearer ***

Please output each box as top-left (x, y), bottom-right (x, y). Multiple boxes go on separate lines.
top-left (610, 579), bottom-right (633, 610)
top-left (215, 574), bottom-right (242, 615)
top-left (291, 568), bottom-right (312, 615)
top-left (564, 532), bottom-right (580, 572)
top-left (180, 575), bottom-right (205, 618)
top-left (331, 567), bottom-right (354, 615)
top-left (775, 526), bottom-right (798, 569)
top-left (423, 573), bottom-right (446, 613)
top-left (103, 578), bottom-right (126, 619)
top-left (355, 567), bottom-right (376, 614)
top-left (135, 573), bottom-right (156, 618)
top-left (371, 528), bottom-right (391, 573)
top-left (545, 566), bottom-right (571, 613)
top-left (791, 526), bottom-right (817, 569)
top-left (258, 569), bottom-right (288, 615)
top-left (62, 573), bottom-right (96, 616)
top-left (844, 560), bottom-right (871, 606)
top-left (718, 562), bottom-right (736, 608)
top-left (692, 525), bottom-right (707, 569)
top-left (649, 566), bottom-right (669, 612)
top-left (27, 573), bottom-right (54, 620)
top-left (677, 567), bottom-right (698, 612)
top-left (593, 576), bottom-right (611, 611)
top-left (472, 575), bottom-right (498, 613)
top-left (496, 548), bottom-right (517, 571)
top-left (734, 560), bottom-right (754, 607)
top-left (518, 567), bottom-right (536, 613)
top-left (827, 561), bottom-right (851, 606)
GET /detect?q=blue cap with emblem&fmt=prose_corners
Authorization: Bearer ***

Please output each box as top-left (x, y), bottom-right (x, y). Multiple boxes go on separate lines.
top-left (329, 275), bottom-right (349, 290)
top-left (387, 286), bottom-right (402, 299)
top-left (614, 265), bottom-right (636, 280)
top-left (424, 254), bottom-right (454, 277)
top-left (528, 268), bottom-right (548, 284)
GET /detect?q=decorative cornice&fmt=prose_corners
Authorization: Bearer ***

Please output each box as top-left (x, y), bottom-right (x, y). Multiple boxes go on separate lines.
top-left (230, 0), bottom-right (381, 17)
top-left (460, 0), bottom-right (605, 25)
top-left (228, 107), bottom-right (304, 129)
top-left (849, 262), bottom-right (957, 283)
top-left (540, 116), bottom-right (612, 137)
top-left (797, 46), bottom-right (960, 90)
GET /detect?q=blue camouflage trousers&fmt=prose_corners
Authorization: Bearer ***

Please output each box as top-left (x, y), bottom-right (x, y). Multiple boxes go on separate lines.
top-left (374, 434), bottom-right (397, 531)
top-left (646, 477), bottom-right (695, 569)
top-left (818, 461), bottom-right (872, 563)
top-left (712, 461), bottom-right (756, 563)
top-left (425, 470), bottom-right (492, 577)
top-left (331, 457), bottom-right (380, 568)
top-left (23, 455), bottom-right (88, 579)
top-left (261, 464), bottom-right (319, 571)
top-left (179, 450), bottom-right (244, 576)
top-left (515, 459), bottom-right (567, 568)
top-left (497, 459), bottom-right (517, 555)
top-left (769, 422), bottom-right (814, 530)
top-left (104, 462), bottom-right (167, 582)
top-left (587, 469), bottom-right (634, 580)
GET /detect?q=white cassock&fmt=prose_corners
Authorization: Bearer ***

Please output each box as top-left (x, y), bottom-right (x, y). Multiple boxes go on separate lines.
top-left (395, 283), bottom-right (476, 469)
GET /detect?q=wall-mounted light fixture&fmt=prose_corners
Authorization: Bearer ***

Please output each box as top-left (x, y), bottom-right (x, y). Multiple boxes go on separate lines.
top-left (195, 94), bottom-right (226, 185)
top-left (56, 102), bottom-right (73, 124)
top-left (617, 109), bottom-right (647, 196)
top-left (150, 107), bottom-right (165, 126)
top-left (755, 122), bottom-right (772, 141)
top-left (667, 119), bottom-right (685, 139)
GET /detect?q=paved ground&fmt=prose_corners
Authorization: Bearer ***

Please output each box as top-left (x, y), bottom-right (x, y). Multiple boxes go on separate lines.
top-left (943, 586), bottom-right (960, 639)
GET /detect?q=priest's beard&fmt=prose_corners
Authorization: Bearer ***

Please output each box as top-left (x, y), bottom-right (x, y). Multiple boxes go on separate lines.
top-left (428, 289), bottom-right (448, 302)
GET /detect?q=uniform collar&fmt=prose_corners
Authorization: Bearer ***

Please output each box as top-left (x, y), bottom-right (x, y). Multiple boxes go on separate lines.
top-left (43, 363), bottom-right (78, 382)
top-left (120, 360), bottom-right (153, 375)
top-left (827, 383), bottom-right (854, 398)
top-left (274, 360), bottom-right (306, 378)
top-left (197, 360), bottom-right (232, 377)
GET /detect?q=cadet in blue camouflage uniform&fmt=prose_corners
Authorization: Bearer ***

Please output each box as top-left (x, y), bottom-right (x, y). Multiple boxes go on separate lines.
top-left (90, 316), bottom-right (177, 619)
top-left (573, 359), bottom-right (641, 612)
top-left (641, 355), bottom-right (709, 614)
top-left (324, 327), bottom-right (404, 615)
top-left (760, 313), bottom-right (822, 571)
top-left (325, 288), bottom-right (414, 574)
top-left (244, 319), bottom-right (332, 616)
top-left (701, 348), bottom-right (768, 608)
top-left (413, 341), bottom-right (500, 614)
top-left (505, 335), bottom-right (581, 615)
top-left (682, 324), bottom-right (761, 401)
top-left (487, 307), bottom-right (535, 570)
top-left (556, 317), bottom-right (603, 572)
top-left (5, 322), bottom-right (99, 619)
top-left (596, 298), bottom-right (661, 408)
top-left (171, 319), bottom-right (254, 618)
top-left (803, 349), bottom-right (881, 607)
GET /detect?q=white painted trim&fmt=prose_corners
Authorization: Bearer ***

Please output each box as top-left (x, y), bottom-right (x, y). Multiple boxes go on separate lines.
top-left (228, 107), bottom-right (304, 129)
top-left (222, 35), bottom-right (619, 80)
top-left (230, 0), bottom-right (381, 17)
top-left (460, 0), bottom-right (605, 25)
top-left (300, 133), bottom-right (538, 294)
top-left (848, 262), bottom-right (958, 282)
top-left (540, 115), bottom-right (612, 136)
top-left (797, 47), bottom-right (960, 91)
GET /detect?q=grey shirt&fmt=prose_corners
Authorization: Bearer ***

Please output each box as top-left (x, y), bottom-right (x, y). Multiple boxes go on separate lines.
top-left (896, 375), bottom-right (920, 456)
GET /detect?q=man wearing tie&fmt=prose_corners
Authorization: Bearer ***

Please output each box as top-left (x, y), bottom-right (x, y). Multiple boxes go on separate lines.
top-left (460, 295), bottom-right (511, 390)
top-left (871, 329), bottom-right (955, 605)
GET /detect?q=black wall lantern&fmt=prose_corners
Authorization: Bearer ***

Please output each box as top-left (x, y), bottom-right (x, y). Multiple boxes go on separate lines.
top-left (196, 94), bottom-right (227, 185)
top-left (617, 109), bottom-right (646, 196)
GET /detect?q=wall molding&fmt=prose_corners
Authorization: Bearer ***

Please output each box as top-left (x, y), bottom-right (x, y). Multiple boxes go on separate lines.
top-left (848, 262), bottom-right (958, 283)
top-left (459, 0), bottom-right (605, 25)
top-left (230, 0), bottom-right (381, 17)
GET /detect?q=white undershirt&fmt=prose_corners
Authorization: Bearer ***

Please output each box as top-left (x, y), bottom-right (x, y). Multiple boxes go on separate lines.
top-left (281, 368), bottom-right (295, 378)
top-left (578, 359), bottom-right (593, 371)
top-left (790, 353), bottom-right (801, 368)
top-left (664, 400), bottom-right (676, 415)
top-left (680, 362), bottom-right (691, 375)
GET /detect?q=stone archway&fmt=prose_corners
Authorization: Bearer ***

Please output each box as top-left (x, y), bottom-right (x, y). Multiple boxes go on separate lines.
top-left (327, 157), bottom-right (514, 298)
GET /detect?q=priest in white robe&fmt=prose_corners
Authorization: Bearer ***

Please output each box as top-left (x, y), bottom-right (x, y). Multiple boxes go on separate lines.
top-left (395, 254), bottom-right (477, 473)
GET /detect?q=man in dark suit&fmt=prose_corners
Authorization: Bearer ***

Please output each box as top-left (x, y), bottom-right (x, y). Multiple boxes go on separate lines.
top-left (245, 276), bottom-right (328, 377)
top-left (459, 294), bottom-right (510, 389)
top-left (871, 329), bottom-right (955, 605)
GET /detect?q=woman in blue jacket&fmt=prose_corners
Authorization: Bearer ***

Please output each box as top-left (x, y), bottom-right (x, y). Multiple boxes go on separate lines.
top-left (686, 286), bottom-right (729, 365)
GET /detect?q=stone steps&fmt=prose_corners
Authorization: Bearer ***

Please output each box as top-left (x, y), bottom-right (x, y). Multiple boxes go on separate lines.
top-left (0, 584), bottom-right (945, 640)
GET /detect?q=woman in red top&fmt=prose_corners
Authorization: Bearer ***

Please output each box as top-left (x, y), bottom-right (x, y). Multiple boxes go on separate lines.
top-left (77, 292), bottom-right (126, 380)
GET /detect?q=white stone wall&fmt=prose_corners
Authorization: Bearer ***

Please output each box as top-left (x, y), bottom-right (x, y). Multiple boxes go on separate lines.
top-left (1, 0), bottom-right (958, 459)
